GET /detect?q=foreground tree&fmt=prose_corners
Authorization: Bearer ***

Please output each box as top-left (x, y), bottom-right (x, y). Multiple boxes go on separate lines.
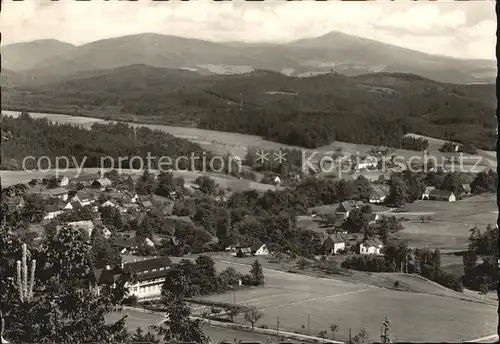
top-left (130, 327), bottom-right (160, 344)
top-left (1, 225), bottom-right (128, 344)
top-left (243, 306), bottom-right (263, 330)
top-left (153, 292), bottom-right (208, 344)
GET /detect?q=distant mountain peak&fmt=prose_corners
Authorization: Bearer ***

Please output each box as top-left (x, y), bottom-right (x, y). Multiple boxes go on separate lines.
top-left (3, 38), bottom-right (75, 48)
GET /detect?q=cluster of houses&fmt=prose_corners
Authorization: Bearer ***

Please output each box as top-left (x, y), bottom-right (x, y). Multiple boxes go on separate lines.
top-left (421, 184), bottom-right (472, 202)
top-left (18, 170), bottom-right (225, 252)
top-left (323, 233), bottom-right (384, 255)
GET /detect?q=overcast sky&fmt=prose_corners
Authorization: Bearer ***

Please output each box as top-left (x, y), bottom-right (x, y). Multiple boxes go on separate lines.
top-left (1, 0), bottom-right (496, 60)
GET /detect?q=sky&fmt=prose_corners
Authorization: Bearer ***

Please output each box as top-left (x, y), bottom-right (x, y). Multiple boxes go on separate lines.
top-left (1, 0), bottom-right (496, 60)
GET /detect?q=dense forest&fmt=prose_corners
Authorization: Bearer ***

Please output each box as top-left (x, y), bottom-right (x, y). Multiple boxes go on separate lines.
top-left (0, 112), bottom-right (215, 171)
top-left (3, 68), bottom-right (496, 150)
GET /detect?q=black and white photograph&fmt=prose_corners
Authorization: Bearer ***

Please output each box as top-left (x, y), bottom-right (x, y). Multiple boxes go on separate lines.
top-left (0, 1), bottom-right (498, 343)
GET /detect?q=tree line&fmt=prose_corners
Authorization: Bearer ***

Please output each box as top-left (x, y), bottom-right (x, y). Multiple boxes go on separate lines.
top-left (341, 243), bottom-right (463, 292)
top-left (0, 113), bottom-right (215, 171)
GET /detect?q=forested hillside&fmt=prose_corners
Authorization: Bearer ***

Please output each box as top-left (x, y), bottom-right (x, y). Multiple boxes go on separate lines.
top-left (3, 68), bottom-right (496, 151)
top-left (0, 112), bottom-right (212, 171)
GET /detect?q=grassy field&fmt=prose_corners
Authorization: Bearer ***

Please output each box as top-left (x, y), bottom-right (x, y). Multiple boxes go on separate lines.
top-left (106, 308), bottom-right (283, 343)
top-left (390, 195), bottom-right (496, 251)
top-left (187, 259), bottom-right (495, 343)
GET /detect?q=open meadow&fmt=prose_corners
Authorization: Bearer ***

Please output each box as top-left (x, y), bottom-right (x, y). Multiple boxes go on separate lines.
top-left (391, 194), bottom-right (496, 251)
top-left (195, 261), bottom-right (495, 343)
top-left (168, 258), bottom-right (496, 343)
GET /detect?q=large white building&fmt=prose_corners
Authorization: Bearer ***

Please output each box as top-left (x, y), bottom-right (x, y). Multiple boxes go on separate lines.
top-left (90, 257), bottom-right (172, 300)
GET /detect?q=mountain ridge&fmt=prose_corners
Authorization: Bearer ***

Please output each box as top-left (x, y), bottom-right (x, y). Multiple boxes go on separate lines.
top-left (2, 31), bottom-right (495, 84)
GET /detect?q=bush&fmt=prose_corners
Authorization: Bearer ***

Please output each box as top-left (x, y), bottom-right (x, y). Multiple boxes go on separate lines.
top-left (241, 274), bottom-right (255, 286)
top-left (122, 295), bottom-right (138, 306)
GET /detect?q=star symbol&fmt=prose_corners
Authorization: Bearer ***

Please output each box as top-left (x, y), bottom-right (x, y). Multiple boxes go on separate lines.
top-left (274, 150), bottom-right (287, 164)
top-left (255, 150), bottom-right (269, 164)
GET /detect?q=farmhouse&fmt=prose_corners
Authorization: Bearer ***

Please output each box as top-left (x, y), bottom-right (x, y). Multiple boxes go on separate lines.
top-left (421, 186), bottom-right (436, 200)
top-left (336, 201), bottom-right (362, 219)
top-left (122, 192), bottom-right (139, 203)
top-left (332, 216), bottom-right (346, 232)
top-left (43, 175), bottom-right (69, 187)
top-left (67, 220), bottom-right (95, 240)
top-left (428, 190), bottom-right (456, 202)
top-left (122, 203), bottom-right (140, 212)
top-left (91, 178), bottom-right (112, 190)
top-left (43, 205), bottom-right (64, 220)
top-left (140, 237), bottom-right (155, 248)
top-left (101, 200), bottom-right (118, 208)
top-left (236, 247), bottom-right (252, 257)
top-left (369, 188), bottom-right (387, 204)
top-left (363, 213), bottom-right (380, 225)
top-left (359, 237), bottom-right (384, 255)
top-left (8, 196), bottom-right (25, 210)
top-left (101, 227), bottom-right (112, 239)
top-left (69, 191), bottom-right (96, 206)
top-left (236, 241), bottom-right (269, 257)
top-left (251, 242), bottom-right (269, 256)
top-left (113, 237), bottom-right (139, 254)
top-left (139, 199), bottom-right (154, 211)
top-left (273, 176), bottom-right (281, 186)
top-left (63, 201), bottom-right (82, 210)
top-left (357, 158), bottom-right (378, 170)
top-left (323, 234), bottom-right (347, 255)
top-left (48, 188), bottom-right (69, 201)
top-left (73, 173), bottom-right (101, 186)
top-left (121, 256), bottom-right (173, 300)
top-left (89, 265), bottom-right (122, 297)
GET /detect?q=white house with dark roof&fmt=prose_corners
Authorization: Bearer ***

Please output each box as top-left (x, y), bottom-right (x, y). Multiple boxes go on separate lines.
top-left (421, 186), bottom-right (436, 200)
top-left (121, 256), bottom-right (173, 300)
top-left (323, 234), bottom-right (347, 255)
top-left (428, 190), bottom-right (456, 202)
top-left (48, 187), bottom-right (69, 201)
top-left (44, 175), bottom-right (69, 187)
top-left (43, 205), bottom-right (65, 220)
top-left (369, 188), bottom-right (387, 204)
top-left (122, 192), bottom-right (139, 203)
top-left (359, 237), bottom-right (384, 255)
top-left (63, 201), bottom-right (82, 210)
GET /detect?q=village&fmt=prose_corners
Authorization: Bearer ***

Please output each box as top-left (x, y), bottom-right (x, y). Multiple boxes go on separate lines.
top-left (5, 157), bottom-right (491, 307)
